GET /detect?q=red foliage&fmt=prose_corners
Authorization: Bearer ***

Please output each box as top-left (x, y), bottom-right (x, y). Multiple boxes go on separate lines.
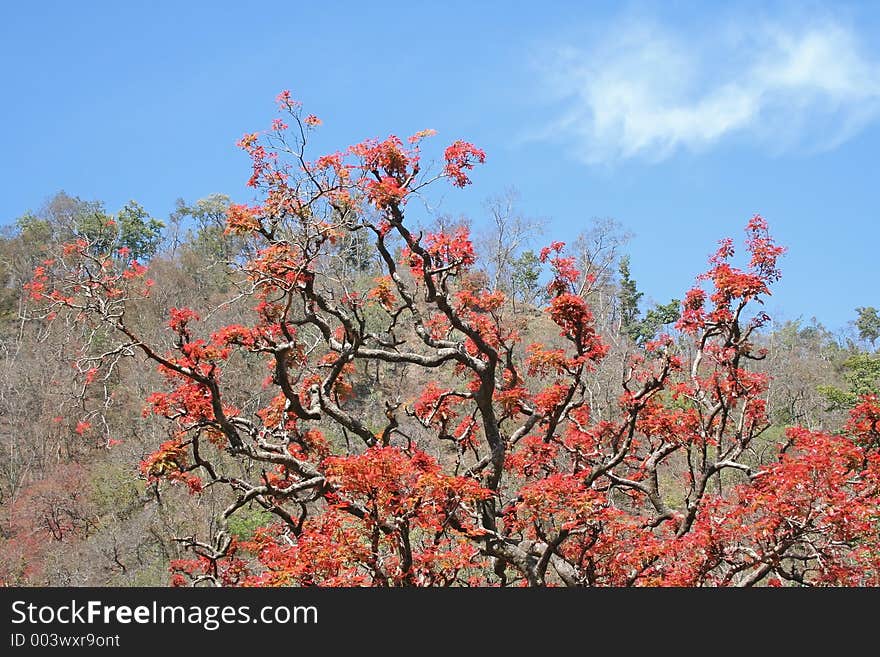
top-left (443, 140), bottom-right (486, 187)
top-left (846, 395), bottom-right (880, 449)
top-left (0, 465), bottom-right (93, 584)
top-left (140, 438), bottom-right (203, 494)
top-left (26, 94), bottom-right (880, 587)
top-left (225, 204), bottom-right (261, 235)
top-left (168, 307), bottom-right (200, 335)
top-left (403, 226), bottom-right (476, 277)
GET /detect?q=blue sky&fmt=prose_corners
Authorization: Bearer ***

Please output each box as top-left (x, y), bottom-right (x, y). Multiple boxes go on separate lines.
top-left (2, 1), bottom-right (878, 333)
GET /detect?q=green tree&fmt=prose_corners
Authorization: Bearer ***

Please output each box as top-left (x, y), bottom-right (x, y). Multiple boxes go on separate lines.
top-left (115, 201), bottom-right (164, 261)
top-left (618, 255), bottom-right (642, 336)
top-left (71, 204), bottom-right (117, 254)
top-left (631, 299), bottom-right (680, 344)
top-left (169, 194), bottom-right (232, 260)
top-left (16, 192), bottom-right (162, 261)
top-left (855, 306), bottom-right (880, 349)
top-left (819, 353), bottom-right (880, 410)
top-left (510, 249), bottom-right (543, 309)
top-left (617, 255), bottom-right (680, 344)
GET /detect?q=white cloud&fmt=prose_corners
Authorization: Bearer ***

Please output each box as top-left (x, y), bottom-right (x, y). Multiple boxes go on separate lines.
top-left (535, 17), bottom-right (880, 163)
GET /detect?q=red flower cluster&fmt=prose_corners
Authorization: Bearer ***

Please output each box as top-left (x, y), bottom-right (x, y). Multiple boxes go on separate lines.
top-left (443, 140), bottom-right (485, 187)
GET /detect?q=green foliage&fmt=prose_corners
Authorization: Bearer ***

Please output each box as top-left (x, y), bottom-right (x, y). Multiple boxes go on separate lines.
top-left (184, 194), bottom-right (232, 225)
top-left (16, 209), bottom-right (67, 263)
top-left (630, 299), bottom-right (681, 345)
top-left (618, 255), bottom-right (680, 344)
top-left (819, 352), bottom-right (880, 410)
top-left (168, 194), bottom-right (243, 295)
top-left (618, 255), bottom-right (642, 334)
top-left (171, 194), bottom-right (232, 261)
top-left (510, 249), bottom-right (543, 306)
top-left (15, 192), bottom-right (162, 261)
top-left (89, 460), bottom-right (143, 519)
top-left (72, 203), bottom-right (117, 254)
top-left (855, 306), bottom-right (880, 348)
top-left (116, 201), bottom-right (164, 261)
top-left (773, 318), bottom-right (841, 356)
top-left (227, 505), bottom-right (272, 540)
top-left (15, 211), bottom-right (53, 245)
top-left (0, 239), bottom-right (18, 322)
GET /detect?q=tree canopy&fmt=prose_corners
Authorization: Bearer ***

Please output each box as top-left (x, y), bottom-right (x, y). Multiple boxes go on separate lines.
top-left (8, 93), bottom-right (880, 587)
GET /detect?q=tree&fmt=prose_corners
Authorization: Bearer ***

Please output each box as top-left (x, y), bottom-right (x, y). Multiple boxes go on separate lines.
top-left (618, 255), bottom-right (642, 335)
top-left (618, 255), bottom-right (679, 345)
top-left (13, 192), bottom-right (162, 263)
top-left (168, 194), bottom-right (233, 260)
top-left (762, 318), bottom-right (846, 428)
top-left (856, 306), bottom-right (880, 349)
top-left (572, 217), bottom-right (631, 294)
top-left (476, 190), bottom-right (545, 295)
top-left (115, 201), bottom-right (164, 261)
top-left (27, 92), bottom-right (880, 587)
top-left (812, 310), bottom-right (880, 413)
top-left (509, 249), bottom-right (544, 310)
top-left (819, 352), bottom-right (880, 410)
top-left (164, 194), bottom-right (249, 297)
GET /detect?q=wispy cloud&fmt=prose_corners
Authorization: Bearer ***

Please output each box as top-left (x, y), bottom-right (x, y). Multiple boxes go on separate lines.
top-left (535, 16), bottom-right (880, 164)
